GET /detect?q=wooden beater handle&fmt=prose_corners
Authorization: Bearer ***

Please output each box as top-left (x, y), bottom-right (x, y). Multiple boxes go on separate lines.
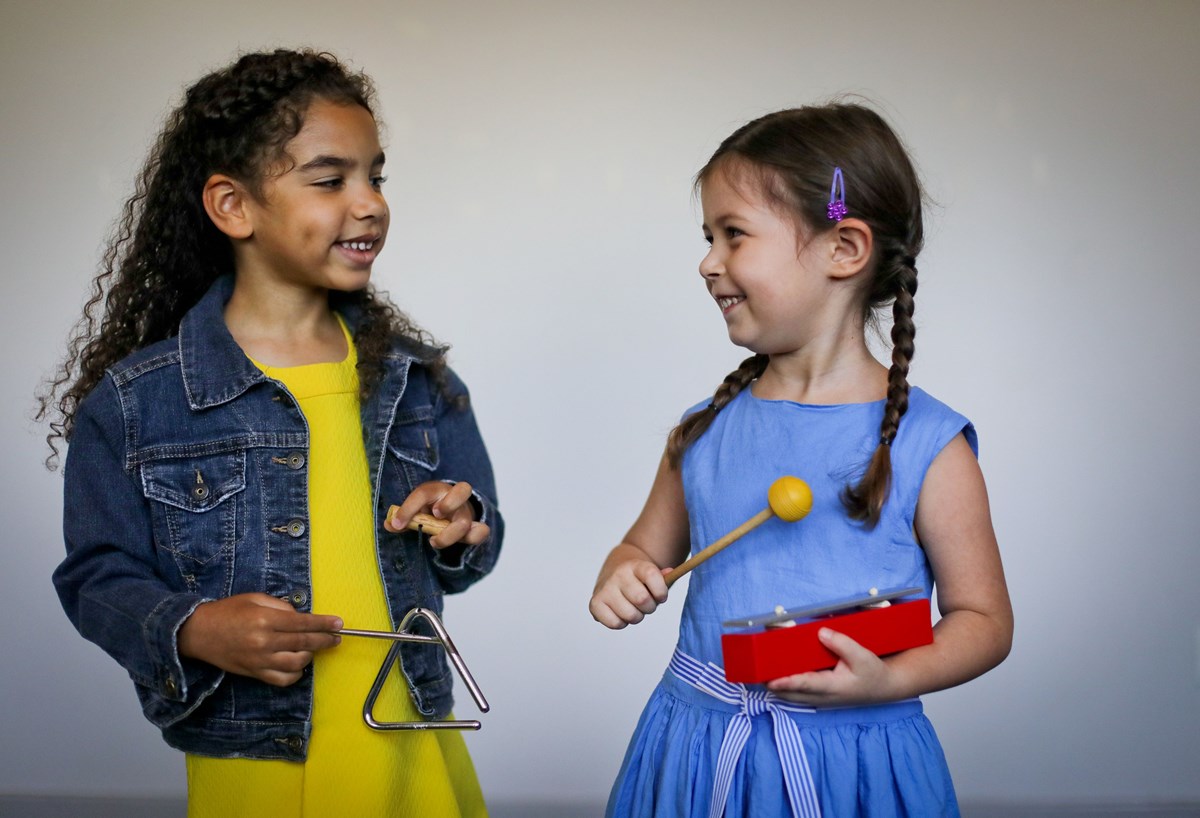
top-left (387, 507), bottom-right (450, 536)
top-left (663, 508), bottom-right (773, 587)
top-left (662, 476), bottom-right (813, 588)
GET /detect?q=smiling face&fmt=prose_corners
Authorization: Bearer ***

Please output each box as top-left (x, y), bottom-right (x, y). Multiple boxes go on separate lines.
top-left (699, 162), bottom-right (835, 356)
top-left (236, 98), bottom-right (388, 295)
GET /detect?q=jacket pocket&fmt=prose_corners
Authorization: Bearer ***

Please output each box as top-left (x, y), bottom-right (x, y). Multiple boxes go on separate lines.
top-left (140, 452), bottom-right (245, 591)
top-left (387, 407), bottom-right (440, 472)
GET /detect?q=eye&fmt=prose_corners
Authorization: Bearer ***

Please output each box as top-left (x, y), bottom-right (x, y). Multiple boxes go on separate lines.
top-left (314, 177), bottom-right (344, 189)
top-left (702, 232), bottom-right (713, 246)
top-left (371, 174), bottom-right (388, 190)
top-left (725, 226), bottom-right (745, 240)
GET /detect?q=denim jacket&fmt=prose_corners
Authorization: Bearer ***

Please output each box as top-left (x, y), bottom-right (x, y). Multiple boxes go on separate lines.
top-left (53, 276), bottom-right (503, 760)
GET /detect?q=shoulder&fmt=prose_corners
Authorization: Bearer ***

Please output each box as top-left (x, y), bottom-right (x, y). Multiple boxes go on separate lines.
top-left (74, 337), bottom-right (182, 424)
top-left (681, 396), bottom-right (711, 422)
top-left (901, 386), bottom-right (978, 458)
top-left (388, 332), bottom-right (445, 365)
top-left (105, 337), bottom-right (182, 387)
top-left (397, 353), bottom-right (473, 415)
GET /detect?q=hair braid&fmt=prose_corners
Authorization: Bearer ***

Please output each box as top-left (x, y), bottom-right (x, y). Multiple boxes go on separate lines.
top-left (841, 257), bottom-right (918, 525)
top-left (666, 354), bottom-right (767, 468)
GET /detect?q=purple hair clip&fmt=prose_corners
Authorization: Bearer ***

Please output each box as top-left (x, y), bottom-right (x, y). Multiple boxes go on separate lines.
top-left (827, 166), bottom-right (847, 222)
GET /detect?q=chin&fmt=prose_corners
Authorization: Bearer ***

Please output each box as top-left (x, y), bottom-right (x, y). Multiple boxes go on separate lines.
top-left (328, 271), bottom-right (374, 293)
top-left (726, 331), bottom-right (764, 355)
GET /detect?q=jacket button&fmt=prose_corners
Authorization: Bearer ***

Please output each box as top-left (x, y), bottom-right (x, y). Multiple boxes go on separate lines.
top-left (290, 590), bottom-right (308, 606)
top-left (286, 736), bottom-right (304, 753)
top-left (287, 520), bottom-right (306, 538)
top-left (163, 676), bottom-right (177, 697)
top-left (286, 452), bottom-right (305, 469)
top-left (191, 485), bottom-right (209, 501)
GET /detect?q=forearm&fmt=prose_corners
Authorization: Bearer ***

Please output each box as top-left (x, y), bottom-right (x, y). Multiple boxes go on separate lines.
top-left (57, 386), bottom-right (224, 711)
top-left (884, 606), bottom-right (1013, 699)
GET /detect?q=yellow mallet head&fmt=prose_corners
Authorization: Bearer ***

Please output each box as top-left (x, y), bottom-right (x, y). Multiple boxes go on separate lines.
top-left (767, 476), bottom-right (813, 522)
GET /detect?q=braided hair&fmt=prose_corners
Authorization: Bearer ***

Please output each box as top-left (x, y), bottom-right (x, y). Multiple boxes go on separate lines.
top-left (665, 104), bottom-right (925, 527)
top-left (39, 49), bottom-right (444, 467)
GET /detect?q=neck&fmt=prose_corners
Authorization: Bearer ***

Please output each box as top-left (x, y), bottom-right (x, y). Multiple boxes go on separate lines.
top-left (224, 276), bottom-right (348, 367)
top-left (755, 329), bottom-right (888, 405)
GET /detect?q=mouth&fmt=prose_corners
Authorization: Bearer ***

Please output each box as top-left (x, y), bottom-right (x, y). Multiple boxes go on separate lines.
top-left (335, 236), bottom-right (382, 266)
top-left (716, 295), bottom-right (745, 313)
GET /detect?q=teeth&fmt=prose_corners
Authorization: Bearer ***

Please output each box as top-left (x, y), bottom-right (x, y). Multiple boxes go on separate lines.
top-left (341, 241), bottom-right (374, 251)
top-left (717, 296), bottom-right (744, 310)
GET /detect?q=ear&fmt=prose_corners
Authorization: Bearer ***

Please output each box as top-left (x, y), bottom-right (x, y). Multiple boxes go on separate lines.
top-left (826, 217), bottom-right (873, 280)
top-left (202, 174), bottom-right (254, 240)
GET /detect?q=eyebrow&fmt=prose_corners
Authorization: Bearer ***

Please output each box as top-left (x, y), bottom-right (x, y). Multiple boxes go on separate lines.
top-left (297, 151), bottom-right (386, 172)
top-left (702, 211), bottom-right (744, 230)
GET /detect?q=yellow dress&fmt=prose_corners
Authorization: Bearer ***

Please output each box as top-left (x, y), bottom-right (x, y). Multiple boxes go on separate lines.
top-left (186, 323), bottom-right (487, 818)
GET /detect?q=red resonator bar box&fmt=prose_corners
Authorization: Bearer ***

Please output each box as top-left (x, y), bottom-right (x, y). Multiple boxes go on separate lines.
top-left (721, 597), bottom-right (933, 684)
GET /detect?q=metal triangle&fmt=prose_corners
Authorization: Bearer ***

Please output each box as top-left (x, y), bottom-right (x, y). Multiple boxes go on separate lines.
top-left (344, 606), bottom-right (490, 731)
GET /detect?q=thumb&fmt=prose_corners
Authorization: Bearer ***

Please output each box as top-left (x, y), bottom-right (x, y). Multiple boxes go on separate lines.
top-left (818, 628), bottom-right (873, 667)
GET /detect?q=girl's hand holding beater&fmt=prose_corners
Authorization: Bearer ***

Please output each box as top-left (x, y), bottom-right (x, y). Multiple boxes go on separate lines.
top-left (385, 480), bottom-right (490, 550)
top-left (590, 549), bottom-right (672, 629)
top-left (590, 454), bottom-right (690, 629)
top-left (178, 593), bottom-right (343, 687)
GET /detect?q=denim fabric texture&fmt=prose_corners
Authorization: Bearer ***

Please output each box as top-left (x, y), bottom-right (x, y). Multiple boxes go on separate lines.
top-left (53, 275), bottom-right (503, 760)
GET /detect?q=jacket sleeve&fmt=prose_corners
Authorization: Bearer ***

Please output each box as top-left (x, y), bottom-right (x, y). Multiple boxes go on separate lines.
top-left (52, 376), bottom-right (224, 727)
top-left (426, 367), bottom-right (504, 593)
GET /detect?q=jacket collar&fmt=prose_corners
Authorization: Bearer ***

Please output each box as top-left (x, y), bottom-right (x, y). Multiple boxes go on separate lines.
top-left (178, 276), bottom-right (266, 410)
top-left (177, 276), bottom-right (436, 410)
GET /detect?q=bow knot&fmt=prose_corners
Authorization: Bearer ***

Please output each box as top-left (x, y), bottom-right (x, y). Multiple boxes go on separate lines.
top-left (742, 688), bottom-right (770, 718)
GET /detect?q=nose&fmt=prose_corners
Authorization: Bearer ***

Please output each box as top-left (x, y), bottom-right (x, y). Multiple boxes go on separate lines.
top-left (353, 183), bottom-right (388, 221)
top-left (699, 246), bottom-right (723, 279)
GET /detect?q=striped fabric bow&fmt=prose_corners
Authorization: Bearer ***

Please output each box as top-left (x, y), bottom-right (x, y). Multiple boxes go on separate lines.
top-left (669, 649), bottom-right (822, 818)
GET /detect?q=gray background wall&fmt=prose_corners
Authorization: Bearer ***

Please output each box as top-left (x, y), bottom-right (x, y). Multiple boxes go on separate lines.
top-left (2, 0), bottom-right (1197, 811)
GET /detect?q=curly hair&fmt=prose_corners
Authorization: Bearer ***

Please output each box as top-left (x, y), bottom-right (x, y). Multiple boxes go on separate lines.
top-left (38, 48), bottom-right (446, 468)
top-left (665, 103), bottom-right (925, 528)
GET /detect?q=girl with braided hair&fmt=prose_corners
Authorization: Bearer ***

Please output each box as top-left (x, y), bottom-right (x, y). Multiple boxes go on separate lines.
top-left (591, 104), bottom-right (1011, 817)
top-left (44, 49), bottom-right (501, 816)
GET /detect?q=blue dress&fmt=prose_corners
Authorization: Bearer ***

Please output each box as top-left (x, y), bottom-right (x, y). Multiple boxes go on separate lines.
top-left (607, 386), bottom-right (976, 818)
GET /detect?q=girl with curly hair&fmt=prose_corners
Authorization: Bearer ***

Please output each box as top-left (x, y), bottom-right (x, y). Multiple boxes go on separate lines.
top-left (41, 48), bottom-right (501, 817)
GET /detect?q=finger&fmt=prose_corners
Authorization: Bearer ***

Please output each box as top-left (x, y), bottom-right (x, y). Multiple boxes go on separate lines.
top-left (273, 612), bottom-right (345, 633)
top-left (619, 577), bottom-right (662, 616)
top-left (383, 506), bottom-right (403, 533)
top-left (259, 651), bottom-right (314, 686)
top-left (767, 670), bottom-right (830, 696)
top-left (428, 518), bottom-right (473, 549)
top-left (431, 481), bottom-right (473, 519)
top-left (460, 521), bottom-right (490, 546)
top-left (588, 599), bottom-right (629, 630)
top-left (601, 590), bottom-right (647, 626)
top-left (387, 483), bottom-right (444, 530)
top-left (260, 669), bottom-right (305, 688)
top-left (638, 565), bottom-right (670, 603)
top-left (241, 627), bottom-right (336, 658)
